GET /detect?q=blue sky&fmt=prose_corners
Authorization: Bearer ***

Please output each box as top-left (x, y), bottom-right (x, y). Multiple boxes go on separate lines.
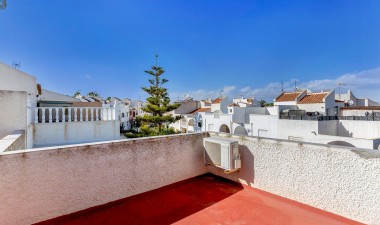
top-left (1, 0), bottom-right (380, 101)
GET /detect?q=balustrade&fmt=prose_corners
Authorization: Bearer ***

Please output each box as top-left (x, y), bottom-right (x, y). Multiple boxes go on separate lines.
top-left (33, 107), bottom-right (118, 123)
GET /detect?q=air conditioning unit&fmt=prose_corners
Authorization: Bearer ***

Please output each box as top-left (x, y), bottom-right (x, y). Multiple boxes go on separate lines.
top-left (203, 137), bottom-right (241, 171)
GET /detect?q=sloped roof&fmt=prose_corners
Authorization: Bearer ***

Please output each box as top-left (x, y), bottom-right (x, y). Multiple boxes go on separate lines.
top-left (38, 89), bottom-right (80, 103)
top-left (275, 92), bottom-right (302, 102)
top-left (191, 108), bottom-right (211, 114)
top-left (298, 93), bottom-right (329, 104)
top-left (212, 98), bottom-right (224, 104)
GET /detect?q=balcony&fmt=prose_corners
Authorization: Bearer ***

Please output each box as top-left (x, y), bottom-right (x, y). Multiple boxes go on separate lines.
top-left (0, 133), bottom-right (379, 225)
top-left (32, 107), bottom-right (120, 147)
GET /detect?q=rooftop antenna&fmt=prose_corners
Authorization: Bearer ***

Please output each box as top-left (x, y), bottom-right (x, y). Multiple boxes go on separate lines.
top-left (338, 82), bottom-right (346, 99)
top-left (219, 90), bottom-right (223, 98)
top-left (12, 61), bottom-right (21, 69)
top-left (294, 80), bottom-right (297, 92)
top-left (281, 80), bottom-right (284, 92)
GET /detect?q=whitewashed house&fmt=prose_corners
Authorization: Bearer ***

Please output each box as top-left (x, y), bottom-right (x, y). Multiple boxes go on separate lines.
top-left (0, 62), bottom-right (120, 150)
top-left (0, 62), bottom-right (37, 150)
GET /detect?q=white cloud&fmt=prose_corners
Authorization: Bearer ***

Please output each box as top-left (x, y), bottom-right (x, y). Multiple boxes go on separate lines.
top-left (171, 85), bottom-right (236, 101)
top-left (171, 67), bottom-right (380, 102)
top-left (84, 74), bottom-right (91, 79)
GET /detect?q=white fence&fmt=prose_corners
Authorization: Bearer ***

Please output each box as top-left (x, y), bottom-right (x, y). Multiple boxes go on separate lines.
top-left (34, 107), bottom-right (118, 123)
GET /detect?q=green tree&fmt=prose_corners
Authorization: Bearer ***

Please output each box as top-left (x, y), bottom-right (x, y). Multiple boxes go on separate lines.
top-left (265, 102), bottom-right (274, 107)
top-left (137, 65), bottom-right (180, 131)
top-left (73, 90), bottom-right (81, 98)
top-left (87, 91), bottom-right (100, 97)
top-left (0, 0), bottom-right (6, 10)
top-left (258, 99), bottom-right (267, 107)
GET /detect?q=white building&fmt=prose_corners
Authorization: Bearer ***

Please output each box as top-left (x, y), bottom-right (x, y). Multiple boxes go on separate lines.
top-left (0, 62), bottom-right (37, 150)
top-left (0, 62), bottom-right (120, 151)
top-left (336, 90), bottom-right (380, 107)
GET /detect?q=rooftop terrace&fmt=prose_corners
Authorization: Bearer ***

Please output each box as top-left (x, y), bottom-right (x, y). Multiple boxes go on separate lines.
top-left (35, 174), bottom-right (363, 225)
top-left (1, 132), bottom-right (379, 225)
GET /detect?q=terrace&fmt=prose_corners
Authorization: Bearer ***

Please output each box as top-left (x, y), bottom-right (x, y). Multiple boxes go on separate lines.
top-left (1, 132), bottom-right (379, 225)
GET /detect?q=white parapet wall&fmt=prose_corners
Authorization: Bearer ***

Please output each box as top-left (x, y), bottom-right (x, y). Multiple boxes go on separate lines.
top-left (0, 133), bottom-right (208, 225)
top-left (208, 132), bottom-right (380, 225)
top-left (32, 106), bottom-right (121, 147)
top-left (33, 120), bottom-right (121, 147)
top-left (1, 132), bottom-right (379, 224)
top-left (0, 130), bottom-right (25, 152)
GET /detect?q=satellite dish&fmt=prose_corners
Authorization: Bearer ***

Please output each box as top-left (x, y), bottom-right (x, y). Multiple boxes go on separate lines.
top-left (347, 100), bottom-right (354, 106)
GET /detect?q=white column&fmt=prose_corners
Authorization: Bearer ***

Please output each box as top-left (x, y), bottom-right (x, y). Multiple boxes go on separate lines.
top-left (62, 108), bottom-right (66, 123)
top-left (42, 108), bottom-right (46, 123)
top-left (74, 108), bottom-right (77, 122)
top-left (48, 108), bottom-right (53, 123)
top-left (55, 108), bottom-right (59, 122)
top-left (89, 108), bottom-right (93, 121)
top-left (95, 108), bottom-right (98, 121)
top-left (35, 108), bottom-right (39, 123)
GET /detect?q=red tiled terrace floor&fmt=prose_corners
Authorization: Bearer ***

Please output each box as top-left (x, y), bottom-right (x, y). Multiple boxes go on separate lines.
top-left (35, 174), bottom-right (364, 225)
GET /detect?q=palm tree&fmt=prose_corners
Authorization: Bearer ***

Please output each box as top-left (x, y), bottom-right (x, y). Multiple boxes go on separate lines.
top-left (73, 90), bottom-right (81, 98)
top-left (88, 91), bottom-right (100, 97)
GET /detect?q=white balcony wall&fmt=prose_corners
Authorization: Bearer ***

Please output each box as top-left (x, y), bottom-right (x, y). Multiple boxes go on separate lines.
top-left (208, 132), bottom-right (380, 225)
top-left (0, 133), bottom-right (207, 225)
top-left (32, 107), bottom-right (120, 147)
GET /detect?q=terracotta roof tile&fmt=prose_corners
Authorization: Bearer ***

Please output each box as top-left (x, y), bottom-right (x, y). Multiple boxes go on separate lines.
top-left (298, 93), bottom-right (329, 104)
top-left (212, 98), bottom-right (224, 104)
top-left (191, 108), bottom-right (211, 114)
top-left (275, 92), bottom-right (302, 102)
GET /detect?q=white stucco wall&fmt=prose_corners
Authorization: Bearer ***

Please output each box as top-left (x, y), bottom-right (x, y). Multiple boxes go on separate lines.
top-left (249, 114), bottom-right (278, 138)
top-left (0, 91), bottom-right (27, 139)
top-left (297, 103), bottom-right (326, 114)
top-left (338, 120), bottom-right (380, 139)
top-left (0, 62), bottom-right (37, 95)
top-left (33, 120), bottom-right (121, 147)
top-left (249, 115), bottom-right (376, 149)
top-left (208, 132), bottom-right (380, 225)
top-left (0, 133), bottom-right (208, 225)
top-left (318, 120), bottom-right (338, 136)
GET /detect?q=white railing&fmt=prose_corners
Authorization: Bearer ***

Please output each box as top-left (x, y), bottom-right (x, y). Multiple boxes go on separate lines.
top-left (34, 107), bottom-right (118, 123)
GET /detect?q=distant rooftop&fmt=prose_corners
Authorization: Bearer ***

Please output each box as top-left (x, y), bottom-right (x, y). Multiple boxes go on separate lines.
top-left (212, 97), bottom-right (224, 104)
top-left (298, 92), bottom-right (329, 104)
top-left (275, 92), bottom-right (302, 102)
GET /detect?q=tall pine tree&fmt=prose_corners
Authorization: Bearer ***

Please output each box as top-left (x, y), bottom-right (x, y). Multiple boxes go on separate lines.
top-left (138, 60), bottom-right (180, 131)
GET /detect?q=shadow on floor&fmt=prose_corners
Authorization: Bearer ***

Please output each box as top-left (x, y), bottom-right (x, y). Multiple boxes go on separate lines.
top-left (34, 173), bottom-right (244, 225)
